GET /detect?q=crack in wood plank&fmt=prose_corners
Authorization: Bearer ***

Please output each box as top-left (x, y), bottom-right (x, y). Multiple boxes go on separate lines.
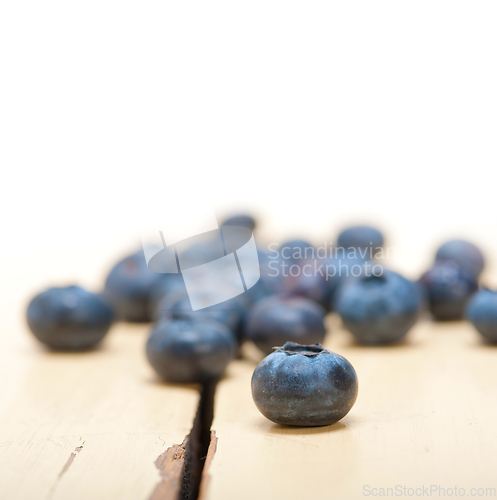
top-left (149, 438), bottom-right (188, 500)
top-left (46, 442), bottom-right (84, 499)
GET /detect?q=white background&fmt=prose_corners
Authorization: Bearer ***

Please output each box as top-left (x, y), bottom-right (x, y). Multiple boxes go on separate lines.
top-left (1, 1), bottom-right (496, 281)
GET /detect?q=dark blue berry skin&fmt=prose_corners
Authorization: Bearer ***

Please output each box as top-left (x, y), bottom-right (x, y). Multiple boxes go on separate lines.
top-left (420, 261), bottom-right (479, 321)
top-left (251, 342), bottom-right (358, 427)
top-left (27, 286), bottom-right (114, 350)
top-left (146, 318), bottom-right (236, 383)
top-left (221, 213), bottom-right (257, 231)
top-left (435, 239), bottom-right (485, 278)
top-left (103, 250), bottom-right (166, 323)
top-left (246, 295), bottom-right (327, 355)
top-left (337, 225), bottom-right (384, 259)
top-left (155, 290), bottom-right (247, 343)
top-left (335, 269), bottom-right (421, 345)
top-left (466, 289), bottom-right (497, 342)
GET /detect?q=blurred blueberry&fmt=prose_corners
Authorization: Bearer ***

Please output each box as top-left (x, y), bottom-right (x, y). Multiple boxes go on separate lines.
top-left (235, 248), bottom-right (283, 305)
top-left (466, 288), bottom-right (497, 342)
top-left (148, 273), bottom-right (187, 318)
top-left (325, 254), bottom-right (369, 309)
top-left (258, 241), bottom-right (315, 302)
top-left (335, 267), bottom-right (421, 345)
top-left (337, 225), bottom-right (384, 259)
top-left (246, 295), bottom-right (327, 355)
top-left (420, 261), bottom-right (479, 321)
top-left (27, 286), bottom-right (114, 350)
top-left (103, 249), bottom-right (166, 322)
top-left (435, 239), bottom-right (485, 278)
top-left (155, 290), bottom-right (247, 343)
top-left (146, 318), bottom-right (236, 383)
top-left (177, 236), bottom-right (224, 269)
top-left (220, 213), bottom-right (257, 231)
top-left (279, 258), bottom-right (333, 310)
top-left (251, 342), bottom-right (358, 426)
top-left (279, 239), bottom-right (314, 262)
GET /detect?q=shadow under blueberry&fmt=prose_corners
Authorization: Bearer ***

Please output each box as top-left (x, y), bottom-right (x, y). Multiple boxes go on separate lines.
top-left (27, 341), bottom-right (110, 357)
top-left (264, 420), bottom-right (348, 436)
top-left (144, 375), bottom-right (201, 393)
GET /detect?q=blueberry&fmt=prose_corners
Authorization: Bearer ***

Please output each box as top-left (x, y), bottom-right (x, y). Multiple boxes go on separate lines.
top-left (103, 249), bottom-right (166, 322)
top-left (466, 289), bottom-right (497, 342)
top-left (335, 268), bottom-right (421, 345)
top-left (146, 318), bottom-right (236, 383)
top-left (148, 273), bottom-right (187, 318)
top-left (221, 213), bottom-right (257, 231)
top-left (26, 286), bottom-right (114, 350)
top-left (251, 342), bottom-right (358, 427)
top-left (246, 248), bottom-right (284, 302)
top-left (155, 290), bottom-right (247, 343)
top-left (325, 254), bottom-right (369, 310)
top-left (261, 242), bottom-right (317, 303)
top-left (279, 239), bottom-right (314, 262)
top-left (177, 236), bottom-right (224, 269)
top-left (246, 295), bottom-right (327, 355)
top-left (279, 258), bottom-right (333, 310)
top-left (435, 239), bottom-right (485, 278)
top-left (337, 225), bottom-right (384, 259)
top-left (420, 261), bottom-right (479, 321)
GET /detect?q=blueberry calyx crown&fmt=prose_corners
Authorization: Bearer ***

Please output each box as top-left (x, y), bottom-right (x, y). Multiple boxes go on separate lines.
top-left (273, 342), bottom-right (329, 357)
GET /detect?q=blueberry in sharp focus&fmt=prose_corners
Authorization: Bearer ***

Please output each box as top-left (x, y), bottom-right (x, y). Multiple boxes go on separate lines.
top-left (335, 267), bottom-right (421, 345)
top-left (337, 225), bottom-right (384, 259)
top-left (146, 318), bottom-right (236, 383)
top-left (466, 288), bottom-right (497, 342)
top-left (26, 286), bottom-right (114, 350)
top-left (420, 261), bottom-right (478, 321)
top-left (246, 295), bottom-right (327, 355)
top-left (103, 249), bottom-right (167, 322)
top-left (251, 342), bottom-right (358, 427)
top-left (435, 239), bottom-right (485, 278)
top-left (221, 213), bottom-right (257, 231)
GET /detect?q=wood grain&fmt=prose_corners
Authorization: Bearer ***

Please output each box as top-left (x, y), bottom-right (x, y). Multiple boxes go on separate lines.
top-left (0, 251), bottom-right (199, 500)
top-left (207, 316), bottom-right (497, 500)
top-left (2, 249), bottom-right (497, 499)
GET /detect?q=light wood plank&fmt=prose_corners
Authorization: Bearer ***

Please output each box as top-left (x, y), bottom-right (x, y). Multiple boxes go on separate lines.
top-left (208, 317), bottom-right (497, 500)
top-left (0, 250), bottom-right (198, 500)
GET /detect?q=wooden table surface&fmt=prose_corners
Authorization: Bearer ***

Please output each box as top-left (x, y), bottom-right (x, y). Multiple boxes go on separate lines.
top-left (1, 250), bottom-right (496, 499)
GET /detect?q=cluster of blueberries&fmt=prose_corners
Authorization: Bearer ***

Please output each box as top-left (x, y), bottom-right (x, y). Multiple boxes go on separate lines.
top-left (26, 215), bottom-right (497, 427)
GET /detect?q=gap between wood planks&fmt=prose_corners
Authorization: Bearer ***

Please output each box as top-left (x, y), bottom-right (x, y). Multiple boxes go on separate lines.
top-left (150, 380), bottom-right (218, 500)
